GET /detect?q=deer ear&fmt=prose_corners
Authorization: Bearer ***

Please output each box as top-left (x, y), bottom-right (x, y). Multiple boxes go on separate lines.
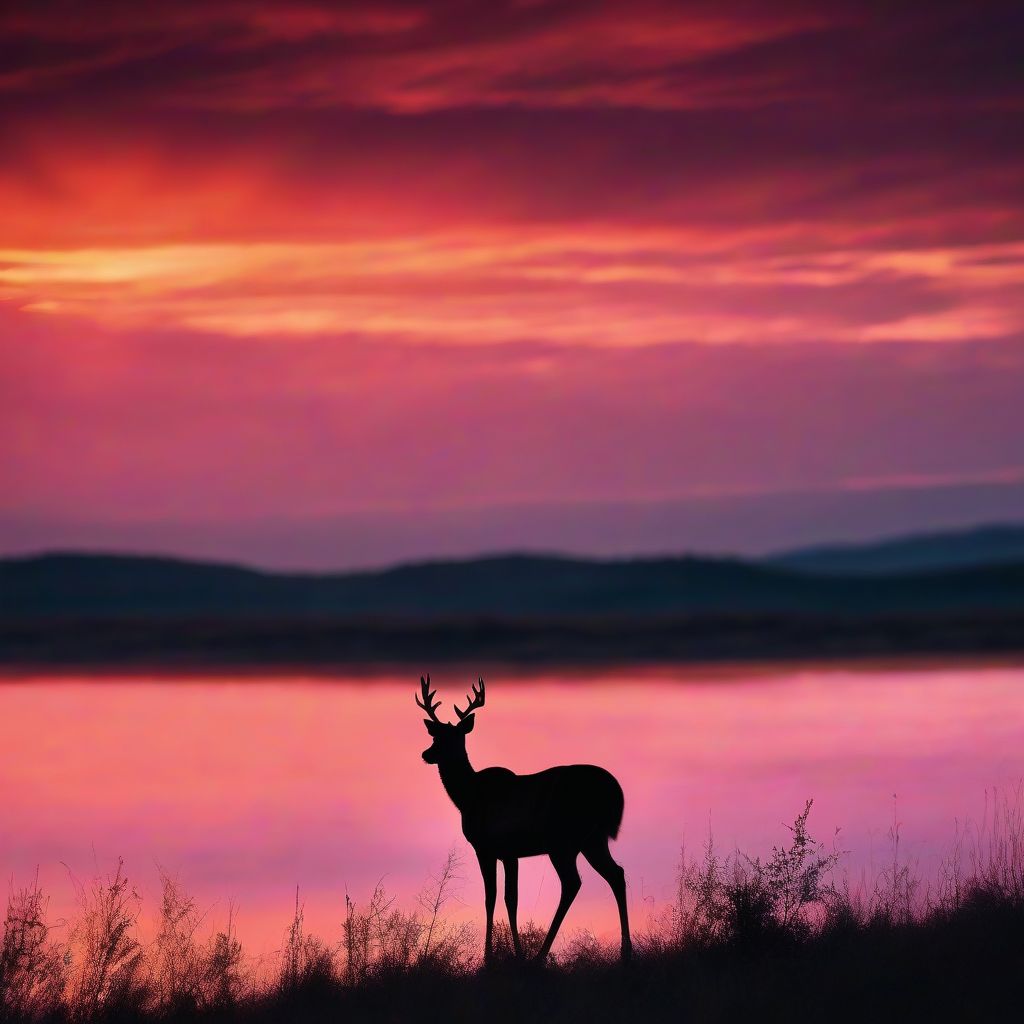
top-left (424, 719), bottom-right (442, 735)
top-left (457, 713), bottom-right (475, 734)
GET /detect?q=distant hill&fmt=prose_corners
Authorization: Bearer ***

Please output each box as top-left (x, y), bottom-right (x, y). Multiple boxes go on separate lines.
top-left (3, 549), bottom-right (1024, 620)
top-left (771, 523), bottom-right (1024, 575)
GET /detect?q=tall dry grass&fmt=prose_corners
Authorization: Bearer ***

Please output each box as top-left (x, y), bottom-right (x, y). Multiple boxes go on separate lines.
top-left (3, 794), bottom-right (1024, 1022)
top-left (1, 872), bottom-right (66, 1020)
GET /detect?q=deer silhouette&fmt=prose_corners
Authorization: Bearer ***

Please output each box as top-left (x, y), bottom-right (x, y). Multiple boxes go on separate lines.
top-left (416, 674), bottom-right (631, 962)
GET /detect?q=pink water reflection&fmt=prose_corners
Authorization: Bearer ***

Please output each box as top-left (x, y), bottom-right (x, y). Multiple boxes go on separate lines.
top-left (2, 663), bottom-right (1023, 953)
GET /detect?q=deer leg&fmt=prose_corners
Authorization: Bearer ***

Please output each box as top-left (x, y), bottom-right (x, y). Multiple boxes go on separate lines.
top-left (582, 840), bottom-right (632, 961)
top-left (502, 858), bottom-right (522, 958)
top-left (476, 850), bottom-right (497, 963)
top-left (536, 849), bottom-right (581, 961)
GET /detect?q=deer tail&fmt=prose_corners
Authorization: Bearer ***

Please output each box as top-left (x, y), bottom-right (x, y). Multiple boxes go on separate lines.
top-left (606, 778), bottom-right (625, 840)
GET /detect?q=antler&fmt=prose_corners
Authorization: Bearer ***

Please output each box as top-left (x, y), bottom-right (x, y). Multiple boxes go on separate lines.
top-left (415, 674), bottom-right (445, 723)
top-left (454, 677), bottom-right (486, 720)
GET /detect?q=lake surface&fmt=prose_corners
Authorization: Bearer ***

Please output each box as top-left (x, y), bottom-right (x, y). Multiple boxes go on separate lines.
top-left (2, 662), bottom-right (1023, 954)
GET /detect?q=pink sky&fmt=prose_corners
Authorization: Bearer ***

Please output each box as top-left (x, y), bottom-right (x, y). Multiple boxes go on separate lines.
top-left (2, 1), bottom-right (1023, 567)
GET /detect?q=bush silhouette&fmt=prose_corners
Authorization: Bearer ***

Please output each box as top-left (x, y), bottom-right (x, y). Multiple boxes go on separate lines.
top-left (4, 795), bottom-right (1024, 1023)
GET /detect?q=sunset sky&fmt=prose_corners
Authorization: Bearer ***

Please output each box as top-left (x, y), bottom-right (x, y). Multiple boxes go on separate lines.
top-left (2, 0), bottom-right (1023, 568)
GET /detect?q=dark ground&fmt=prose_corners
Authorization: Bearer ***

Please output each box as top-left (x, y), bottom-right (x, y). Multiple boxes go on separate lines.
top-left (3, 611), bottom-right (1024, 671)
top-left (239, 904), bottom-right (1024, 1024)
top-left (8, 897), bottom-right (1024, 1024)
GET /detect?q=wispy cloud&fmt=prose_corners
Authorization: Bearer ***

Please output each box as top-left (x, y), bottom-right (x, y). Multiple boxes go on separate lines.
top-left (4, 236), bottom-right (1022, 345)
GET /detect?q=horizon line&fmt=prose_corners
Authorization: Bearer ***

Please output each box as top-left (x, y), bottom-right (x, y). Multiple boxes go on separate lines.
top-left (4, 518), bottom-right (1023, 578)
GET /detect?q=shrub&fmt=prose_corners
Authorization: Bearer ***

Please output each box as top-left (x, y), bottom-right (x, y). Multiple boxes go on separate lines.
top-left (65, 860), bottom-right (147, 1019)
top-left (1, 874), bottom-right (67, 1020)
top-left (662, 800), bottom-right (840, 951)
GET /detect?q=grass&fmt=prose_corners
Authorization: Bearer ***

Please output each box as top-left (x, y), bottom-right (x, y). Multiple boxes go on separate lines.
top-left (4, 796), bottom-right (1024, 1023)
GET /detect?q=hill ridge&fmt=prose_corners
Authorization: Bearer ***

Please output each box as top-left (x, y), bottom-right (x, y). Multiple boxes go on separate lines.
top-left (3, 545), bottom-right (1024, 620)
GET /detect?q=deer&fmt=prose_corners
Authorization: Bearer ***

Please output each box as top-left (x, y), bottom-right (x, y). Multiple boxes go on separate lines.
top-left (416, 674), bottom-right (631, 963)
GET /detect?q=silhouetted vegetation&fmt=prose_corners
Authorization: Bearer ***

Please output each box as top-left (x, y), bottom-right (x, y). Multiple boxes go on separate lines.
top-left (7, 544), bottom-right (1024, 669)
top-left (5, 612), bottom-right (1024, 670)
top-left (5, 797), bottom-right (1024, 1023)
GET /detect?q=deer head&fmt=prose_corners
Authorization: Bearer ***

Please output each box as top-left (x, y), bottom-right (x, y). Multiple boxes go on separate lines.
top-left (416, 674), bottom-right (485, 764)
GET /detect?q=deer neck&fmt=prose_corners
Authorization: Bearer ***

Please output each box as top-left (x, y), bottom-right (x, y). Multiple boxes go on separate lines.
top-left (437, 749), bottom-right (477, 810)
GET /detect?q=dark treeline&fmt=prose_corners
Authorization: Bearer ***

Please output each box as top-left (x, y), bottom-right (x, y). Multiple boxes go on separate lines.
top-left (6, 544), bottom-right (1024, 668)
top-left (4, 612), bottom-right (1024, 669)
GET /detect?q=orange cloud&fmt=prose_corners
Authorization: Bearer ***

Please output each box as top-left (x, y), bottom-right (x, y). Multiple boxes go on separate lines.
top-left (3, 235), bottom-right (1023, 347)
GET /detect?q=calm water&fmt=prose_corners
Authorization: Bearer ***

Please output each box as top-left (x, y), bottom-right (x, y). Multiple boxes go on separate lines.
top-left (2, 662), bottom-right (1023, 952)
